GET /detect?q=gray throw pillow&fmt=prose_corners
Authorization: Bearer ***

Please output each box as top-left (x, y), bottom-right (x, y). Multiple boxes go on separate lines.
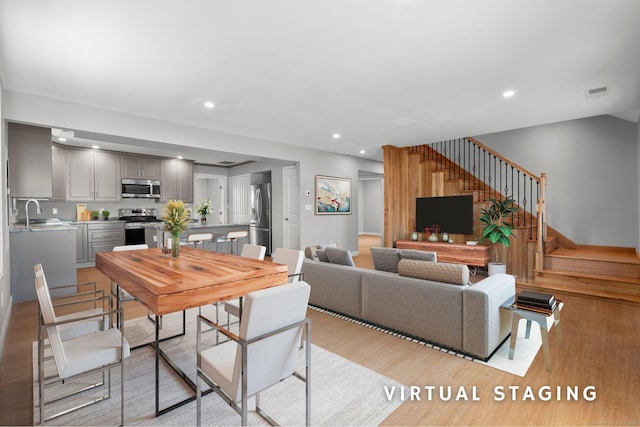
top-left (398, 259), bottom-right (469, 285)
top-left (399, 249), bottom-right (437, 263)
top-left (370, 247), bottom-right (401, 272)
top-left (325, 247), bottom-right (355, 266)
top-left (316, 249), bottom-right (330, 263)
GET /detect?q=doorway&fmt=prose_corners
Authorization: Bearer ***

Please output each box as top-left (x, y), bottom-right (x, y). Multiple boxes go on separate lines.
top-left (282, 165), bottom-right (299, 249)
top-left (193, 173), bottom-right (227, 224)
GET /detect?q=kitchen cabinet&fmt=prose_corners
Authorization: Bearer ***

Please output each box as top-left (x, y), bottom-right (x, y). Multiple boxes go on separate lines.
top-left (161, 159), bottom-right (193, 203)
top-left (51, 144), bottom-right (66, 200)
top-left (66, 148), bottom-right (121, 201)
top-left (87, 222), bottom-right (125, 262)
top-left (121, 154), bottom-right (160, 180)
top-left (75, 223), bottom-right (88, 263)
top-left (8, 123), bottom-right (53, 198)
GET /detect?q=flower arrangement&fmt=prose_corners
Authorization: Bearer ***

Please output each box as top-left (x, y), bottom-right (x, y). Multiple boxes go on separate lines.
top-left (162, 200), bottom-right (190, 257)
top-left (424, 224), bottom-right (441, 235)
top-left (195, 198), bottom-right (213, 218)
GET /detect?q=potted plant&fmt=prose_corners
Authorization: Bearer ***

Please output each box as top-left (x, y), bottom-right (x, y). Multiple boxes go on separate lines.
top-left (162, 200), bottom-right (190, 258)
top-left (102, 209), bottom-right (110, 221)
top-left (479, 197), bottom-right (519, 275)
top-left (194, 198), bottom-right (213, 224)
top-left (91, 210), bottom-right (99, 221)
top-left (424, 224), bottom-right (440, 242)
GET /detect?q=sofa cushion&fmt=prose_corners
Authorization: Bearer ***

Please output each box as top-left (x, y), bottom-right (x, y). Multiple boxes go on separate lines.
top-left (305, 243), bottom-right (338, 259)
top-left (326, 247), bottom-right (355, 266)
top-left (398, 259), bottom-right (469, 285)
top-left (399, 249), bottom-right (437, 263)
top-left (370, 247), bottom-right (401, 272)
top-left (315, 249), bottom-right (330, 263)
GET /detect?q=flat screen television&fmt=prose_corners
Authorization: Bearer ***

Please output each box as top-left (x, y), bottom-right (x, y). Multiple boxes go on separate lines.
top-left (416, 195), bottom-right (474, 235)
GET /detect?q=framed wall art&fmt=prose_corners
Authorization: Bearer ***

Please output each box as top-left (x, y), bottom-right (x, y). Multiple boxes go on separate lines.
top-left (315, 175), bottom-right (352, 215)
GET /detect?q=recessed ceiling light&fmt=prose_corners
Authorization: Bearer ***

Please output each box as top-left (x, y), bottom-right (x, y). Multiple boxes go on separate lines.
top-left (58, 137), bottom-right (67, 142)
top-left (360, 150), bottom-right (366, 154)
top-left (332, 133), bottom-right (341, 140)
top-left (177, 155), bottom-right (183, 159)
top-left (502, 90), bottom-right (515, 98)
top-left (204, 101), bottom-right (215, 109)
top-left (92, 145), bottom-right (100, 149)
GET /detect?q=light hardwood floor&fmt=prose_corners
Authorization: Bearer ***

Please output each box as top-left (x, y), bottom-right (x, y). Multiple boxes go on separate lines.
top-left (1, 236), bottom-right (638, 425)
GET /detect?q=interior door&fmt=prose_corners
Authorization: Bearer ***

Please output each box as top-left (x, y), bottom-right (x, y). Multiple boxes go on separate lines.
top-left (283, 166), bottom-right (299, 249)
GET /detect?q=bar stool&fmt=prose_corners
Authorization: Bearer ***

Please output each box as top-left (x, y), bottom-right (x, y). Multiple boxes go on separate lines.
top-left (215, 230), bottom-right (248, 255)
top-left (187, 232), bottom-right (214, 250)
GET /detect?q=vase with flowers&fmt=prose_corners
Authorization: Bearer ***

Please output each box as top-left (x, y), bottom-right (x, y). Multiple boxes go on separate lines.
top-left (424, 223), bottom-right (441, 242)
top-left (162, 200), bottom-right (190, 258)
top-left (195, 198), bottom-right (213, 224)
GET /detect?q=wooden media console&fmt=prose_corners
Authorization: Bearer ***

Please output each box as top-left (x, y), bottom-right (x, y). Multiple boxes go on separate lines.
top-left (396, 240), bottom-right (490, 267)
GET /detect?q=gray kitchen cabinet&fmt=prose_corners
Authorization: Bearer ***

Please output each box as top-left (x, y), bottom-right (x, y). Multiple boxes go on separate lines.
top-left (75, 222), bottom-right (88, 263)
top-left (51, 144), bottom-right (66, 200)
top-left (121, 154), bottom-right (160, 180)
top-left (8, 123), bottom-right (53, 198)
top-left (66, 148), bottom-right (121, 201)
top-left (161, 159), bottom-right (193, 203)
top-left (87, 222), bottom-right (125, 262)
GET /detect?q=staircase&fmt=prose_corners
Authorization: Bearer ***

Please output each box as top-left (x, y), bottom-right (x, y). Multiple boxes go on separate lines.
top-left (384, 138), bottom-right (640, 304)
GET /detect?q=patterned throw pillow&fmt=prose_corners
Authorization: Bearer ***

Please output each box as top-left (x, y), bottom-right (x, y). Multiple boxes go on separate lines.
top-left (398, 259), bottom-right (469, 285)
top-left (398, 249), bottom-right (437, 263)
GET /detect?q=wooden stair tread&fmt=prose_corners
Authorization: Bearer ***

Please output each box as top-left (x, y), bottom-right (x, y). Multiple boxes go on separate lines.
top-left (546, 248), bottom-right (640, 265)
top-left (539, 268), bottom-right (640, 285)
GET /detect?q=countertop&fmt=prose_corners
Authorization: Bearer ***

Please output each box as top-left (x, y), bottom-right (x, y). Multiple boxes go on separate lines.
top-left (143, 221), bottom-right (250, 229)
top-left (10, 218), bottom-right (125, 232)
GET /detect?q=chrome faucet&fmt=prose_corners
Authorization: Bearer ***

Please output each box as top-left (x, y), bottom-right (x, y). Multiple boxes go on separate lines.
top-left (25, 199), bottom-right (42, 229)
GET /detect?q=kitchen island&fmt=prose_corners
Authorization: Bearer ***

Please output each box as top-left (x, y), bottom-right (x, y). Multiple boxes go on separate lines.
top-left (144, 222), bottom-right (250, 252)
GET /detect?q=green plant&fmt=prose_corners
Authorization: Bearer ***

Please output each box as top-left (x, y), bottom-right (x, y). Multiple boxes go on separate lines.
top-left (195, 198), bottom-right (213, 217)
top-left (102, 209), bottom-right (110, 220)
top-left (91, 210), bottom-right (99, 220)
top-left (479, 197), bottom-right (520, 263)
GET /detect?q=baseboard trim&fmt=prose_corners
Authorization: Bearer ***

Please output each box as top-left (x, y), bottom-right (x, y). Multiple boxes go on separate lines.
top-left (0, 295), bottom-right (13, 362)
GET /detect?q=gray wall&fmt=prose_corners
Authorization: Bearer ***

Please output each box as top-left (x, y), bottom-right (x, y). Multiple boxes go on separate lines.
top-left (360, 178), bottom-right (384, 236)
top-left (476, 115), bottom-right (639, 249)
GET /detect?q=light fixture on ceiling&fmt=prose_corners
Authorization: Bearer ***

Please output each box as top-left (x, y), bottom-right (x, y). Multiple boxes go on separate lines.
top-left (92, 145), bottom-right (100, 149)
top-left (58, 137), bottom-right (67, 142)
top-left (177, 155), bottom-right (183, 159)
top-left (332, 133), bottom-right (341, 140)
top-left (360, 150), bottom-right (366, 154)
top-left (502, 90), bottom-right (515, 98)
top-left (204, 101), bottom-right (215, 109)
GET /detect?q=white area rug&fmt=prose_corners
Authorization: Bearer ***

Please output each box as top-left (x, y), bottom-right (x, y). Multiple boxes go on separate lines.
top-left (33, 307), bottom-right (405, 426)
top-left (474, 319), bottom-right (542, 377)
top-left (311, 306), bottom-right (544, 378)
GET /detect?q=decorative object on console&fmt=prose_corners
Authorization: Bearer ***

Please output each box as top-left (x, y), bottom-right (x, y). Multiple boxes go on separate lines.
top-left (411, 232), bottom-right (418, 241)
top-left (441, 232), bottom-right (449, 242)
top-left (424, 223), bottom-right (440, 242)
top-left (479, 197), bottom-right (519, 275)
top-left (315, 175), bottom-right (352, 215)
top-left (194, 198), bottom-right (213, 224)
top-left (162, 199), bottom-right (190, 258)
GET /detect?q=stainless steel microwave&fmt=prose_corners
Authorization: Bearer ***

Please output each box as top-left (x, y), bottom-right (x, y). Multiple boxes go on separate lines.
top-left (122, 179), bottom-right (161, 198)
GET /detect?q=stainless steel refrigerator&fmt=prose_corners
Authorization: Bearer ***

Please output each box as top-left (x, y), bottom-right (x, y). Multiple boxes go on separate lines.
top-left (249, 183), bottom-right (272, 255)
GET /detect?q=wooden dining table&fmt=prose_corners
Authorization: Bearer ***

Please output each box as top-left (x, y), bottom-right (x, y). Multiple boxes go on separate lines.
top-left (96, 246), bottom-right (289, 416)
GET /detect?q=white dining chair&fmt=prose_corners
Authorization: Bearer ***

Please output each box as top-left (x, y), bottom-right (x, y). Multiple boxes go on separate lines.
top-left (35, 273), bottom-right (130, 424)
top-left (224, 248), bottom-right (304, 319)
top-left (215, 230), bottom-right (249, 255)
top-left (196, 281), bottom-right (311, 426)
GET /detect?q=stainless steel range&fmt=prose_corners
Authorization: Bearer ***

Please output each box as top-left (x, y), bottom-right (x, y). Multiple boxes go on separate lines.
top-left (119, 208), bottom-right (163, 245)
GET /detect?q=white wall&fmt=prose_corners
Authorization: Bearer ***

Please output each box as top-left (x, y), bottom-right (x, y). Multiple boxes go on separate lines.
top-left (0, 83), bottom-right (12, 359)
top-left (3, 92), bottom-right (384, 254)
top-left (361, 178), bottom-right (384, 236)
top-left (476, 115), bottom-right (639, 249)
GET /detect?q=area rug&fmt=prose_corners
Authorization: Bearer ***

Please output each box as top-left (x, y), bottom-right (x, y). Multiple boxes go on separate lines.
top-left (33, 307), bottom-right (405, 426)
top-left (310, 305), bottom-right (542, 378)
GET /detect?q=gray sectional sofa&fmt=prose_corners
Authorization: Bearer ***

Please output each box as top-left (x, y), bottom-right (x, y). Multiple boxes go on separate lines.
top-left (302, 247), bottom-right (515, 360)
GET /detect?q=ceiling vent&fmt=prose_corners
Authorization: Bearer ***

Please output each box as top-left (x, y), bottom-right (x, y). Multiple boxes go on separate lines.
top-left (585, 86), bottom-right (609, 99)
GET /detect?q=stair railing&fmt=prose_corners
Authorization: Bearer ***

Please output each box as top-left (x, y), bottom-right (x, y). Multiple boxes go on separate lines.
top-left (409, 137), bottom-right (547, 272)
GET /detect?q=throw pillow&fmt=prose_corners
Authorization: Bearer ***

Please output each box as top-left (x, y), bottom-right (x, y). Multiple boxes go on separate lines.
top-left (304, 246), bottom-right (319, 259)
top-left (398, 259), bottom-right (469, 285)
top-left (315, 249), bottom-right (330, 263)
top-left (370, 247), bottom-right (401, 273)
top-left (325, 247), bottom-right (355, 266)
top-left (399, 249), bottom-right (437, 263)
